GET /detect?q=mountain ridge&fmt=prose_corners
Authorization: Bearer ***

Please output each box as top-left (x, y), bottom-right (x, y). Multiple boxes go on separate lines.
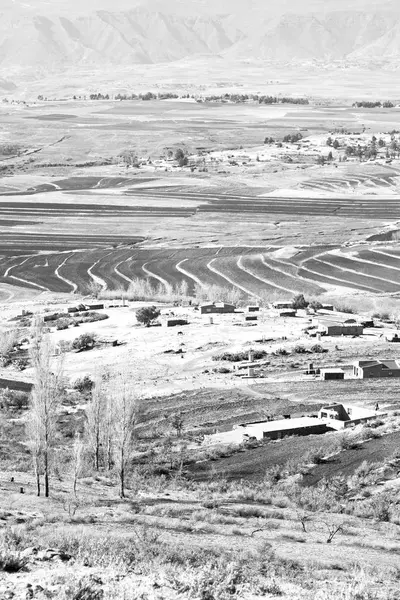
top-left (2, 2), bottom-right (400, 90)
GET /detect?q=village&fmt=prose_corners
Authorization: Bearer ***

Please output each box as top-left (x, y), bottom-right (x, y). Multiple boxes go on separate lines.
top-left (1, 292), bottom-right (399, 459)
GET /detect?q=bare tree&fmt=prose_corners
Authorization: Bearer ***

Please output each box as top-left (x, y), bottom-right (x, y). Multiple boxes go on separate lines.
top-left (178, 280), bottom-right (189, 298)
top-left (171, 412), bottom-right (184, 437)
top-left (297, 511), bottom-right (312, 534)
top-left (104, 392), bottom-right (115, 471)
top-left (71, 433), bottom-right (85, 498)
top-left (319, 519), bottom-right (345, 543)
top-left (26, 411), bottom-right (43, 497)
top-left (85, 375), bottom-right (107, 470)
top-left (112, 377), bottom-right (139, 498)
top-left (27, 321), bottom-right (63, 498)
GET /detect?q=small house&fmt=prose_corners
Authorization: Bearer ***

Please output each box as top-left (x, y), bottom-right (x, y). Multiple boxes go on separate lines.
top-left (320, 368), bottom-right (345, 381)
top-left (245, 315), bottom-right (258, 322)
top-left (271, 301), bottom-right (293, 310)
top-left (318, 403), bottom-right (381, 429)
top-left (165, 319), bottom-right (188, 328)
top-left (200, 302), bottom-right (236, 315)
top-left (317, 320), bottom-right (363, 337)
top-left (247, 306), bottom-right (260, 313)
top-left (278, 310), bottom-right (296, 318)
top-left (322, 304), bottom-right (334, 311)
top-left (353, 359), bottom-right (400, 378)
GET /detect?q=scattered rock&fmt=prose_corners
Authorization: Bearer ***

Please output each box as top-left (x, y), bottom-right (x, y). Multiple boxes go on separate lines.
top-left (36, 548), bottom-right (72, 562)
top-left (20, 547), bottom-right (39, 559)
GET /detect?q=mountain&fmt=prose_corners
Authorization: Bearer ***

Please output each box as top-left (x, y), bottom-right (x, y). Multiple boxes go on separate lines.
top-left (1, 0), bottom-right (400, 85)
top-left (0, 77), bottom-right (16, 92)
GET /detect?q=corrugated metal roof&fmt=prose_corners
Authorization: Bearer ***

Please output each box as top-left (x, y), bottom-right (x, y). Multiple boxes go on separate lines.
top-left (354, 359), bottom-right (400, 370)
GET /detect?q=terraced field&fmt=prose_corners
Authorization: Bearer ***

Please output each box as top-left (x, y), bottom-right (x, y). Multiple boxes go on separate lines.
top-left (240, 254), bottom-right (324, 296)
top-left (299, 171), bottom-right (400, 194)
top-left (4, 179), bottom-right (400, 220)
top-left (2, 236), bottom-right (400, 298)
top-left (1, 178), bottom-right (400, 298)
top-left (128, 186), bottom-right (400, 219)
top-left (298, 249), bottom-right (400, 294)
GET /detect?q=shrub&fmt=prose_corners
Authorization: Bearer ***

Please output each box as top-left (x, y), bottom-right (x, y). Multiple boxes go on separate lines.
top-left (309, 300), bottom-right (323, 311)
top-left (213, 350), bottom-right (268, 362)
top-left (12, 357), bottom-right (29, 371)
top-left (334, 304), bottom-right (354, 314)
top-left (135, 306), bottom-right (161, 327)
top-left (369, 491), bottom-right (394, 522)
top-left (0, 389), bottom-right (29, 410)
top-left (178, 156), bottom-right (189, 167)
top-left (292, 294), bottom-right (308, 310)
top-left (0, 329), bottom-right (19, 366)
top-left (0, 549), bottom-right (27, 573)
top-left (337, 432), bottom-right (361, 450)
top-left (303, 447), bottom-right (326, 465)
top-left (310, 344), bottom-right (326, 353)
top-left (294, 344), bottom-right (307, 354)
top-left (74, 375), bottom-right (94, 395)
top-left (56, 319), bottom-right (70, 330)
top-left (75, 312), bottom-right (108, 325)
top-left (273, 348), bottom-right (290, 356)
top-left (72, 334), bottom-right (96, 351)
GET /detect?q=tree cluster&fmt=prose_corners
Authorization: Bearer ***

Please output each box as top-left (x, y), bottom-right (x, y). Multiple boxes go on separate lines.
top-left (283, 133), bottom-right (303, 144)
top-left (26, 324), bottom-right (140, 500)
top-left (352, 101), bottom-right (395, 108)
top-left (344, 134), bottom-right (400, 161)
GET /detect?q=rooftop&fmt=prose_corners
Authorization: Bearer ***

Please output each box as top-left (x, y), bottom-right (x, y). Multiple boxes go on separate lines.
top-left (238, 416), bottom-right (320, 434)
top-left (354, 359), bottom-right (400, 370)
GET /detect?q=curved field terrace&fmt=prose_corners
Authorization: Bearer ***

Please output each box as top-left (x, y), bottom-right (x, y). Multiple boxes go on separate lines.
top-left (0, 240), bottom-right (399, 297)
top-left (1, 173), bottom-right (400, 299)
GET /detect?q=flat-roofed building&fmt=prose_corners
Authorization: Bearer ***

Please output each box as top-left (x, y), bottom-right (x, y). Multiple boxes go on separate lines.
top-left (353, 359), bottom-right (400, 378)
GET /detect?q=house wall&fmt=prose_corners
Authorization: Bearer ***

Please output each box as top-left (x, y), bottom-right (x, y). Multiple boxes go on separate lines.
top-left (360, 366), bottom-right (400, 378)
top-left (165, 319), bottom-right (188, 327)
top-left (247, 306), bottom-right (260, 313)
top-left (321, 371), bottom-right (345, 380)
top-left (323, 324), bottom-right (363, 336)
top-left (200, 305), bottom-right (235, 314)
top-left (319, 405), bottom-right (349, 420)
top-left (263, 424), bottom-right (329, 440)
top-left (327, 415), bottom-right (379, 430)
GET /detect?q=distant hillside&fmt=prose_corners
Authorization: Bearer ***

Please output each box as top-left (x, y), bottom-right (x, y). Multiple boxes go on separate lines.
top-left (0, 77), bottom-right (16, 92)
top-left (1, 2), bottom-right (400, 77)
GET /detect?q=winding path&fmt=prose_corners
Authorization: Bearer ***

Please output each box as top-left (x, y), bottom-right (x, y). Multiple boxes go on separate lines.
top-left (142, 262), bottom-right (172, 292)
top-left (207, 258), bottom-right (260, 298)
top-left (238, 255), bottom-right (293, 294)
top-left (55, 254), bottom-right (77, 292)
top-left (6, 257), bottom-right (50, 291)
top-left (87, 258), bottom-right (108, 290)
top-left (176, 259), bottom-right (204, 288)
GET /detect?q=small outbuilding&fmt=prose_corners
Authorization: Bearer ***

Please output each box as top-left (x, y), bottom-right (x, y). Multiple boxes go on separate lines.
top-left (317, 320), bottom-right (363, 337)
top-left (247, 306), bottom-right (260, 313)
top-left (165, 319), bottom-right (188, 328)
top-left (278, 310), bottom-right (296, 318)
top-left (320, 368), bottom-right (345, 381)
top-left (200, 302), bottom-right (236, 315)
top-left (271, 300), bottom-right (293, 310)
